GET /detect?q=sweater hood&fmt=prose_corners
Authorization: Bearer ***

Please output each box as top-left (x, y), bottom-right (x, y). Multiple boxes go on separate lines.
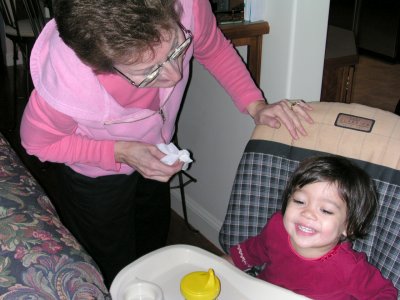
top-left (30, 19), bottom-right (116, 122)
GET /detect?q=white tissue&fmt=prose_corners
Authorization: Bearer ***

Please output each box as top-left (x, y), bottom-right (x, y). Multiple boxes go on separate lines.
top-left (156, 143), bottom-right (193, 171)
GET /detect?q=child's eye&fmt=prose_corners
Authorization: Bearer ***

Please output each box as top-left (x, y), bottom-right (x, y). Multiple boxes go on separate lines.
top-left (321, 209), bottom-right (333, 215)
top-left (293, 199), bottom-right (304, 205)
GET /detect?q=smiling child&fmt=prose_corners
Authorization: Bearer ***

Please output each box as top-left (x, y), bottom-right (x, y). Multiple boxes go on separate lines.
top-left (225, 156), bottom-right (397, 299)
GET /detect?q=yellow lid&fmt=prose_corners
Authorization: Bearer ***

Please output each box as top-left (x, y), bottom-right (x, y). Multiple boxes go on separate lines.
top-left (180, 268), bottom-right (221, 300)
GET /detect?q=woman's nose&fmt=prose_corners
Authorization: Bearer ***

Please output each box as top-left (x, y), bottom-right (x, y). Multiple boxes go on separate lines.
top-left (161, 59), bottom-right (182, 83)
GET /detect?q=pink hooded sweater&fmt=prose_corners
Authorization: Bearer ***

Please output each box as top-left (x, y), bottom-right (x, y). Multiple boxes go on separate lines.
top-left (20, 0), bottom-right (264, 177)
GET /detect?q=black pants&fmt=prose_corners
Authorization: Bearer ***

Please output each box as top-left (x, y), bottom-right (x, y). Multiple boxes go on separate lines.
top-left (50, 164), bottom-right (171, 288)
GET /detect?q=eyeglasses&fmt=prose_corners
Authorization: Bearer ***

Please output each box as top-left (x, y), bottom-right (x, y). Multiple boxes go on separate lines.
top-left (113, 25), bottom-right (193, 88)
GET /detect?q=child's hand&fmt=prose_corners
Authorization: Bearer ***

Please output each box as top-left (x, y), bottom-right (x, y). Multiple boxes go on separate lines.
top-left (221, 254), bottom-right (234, 264)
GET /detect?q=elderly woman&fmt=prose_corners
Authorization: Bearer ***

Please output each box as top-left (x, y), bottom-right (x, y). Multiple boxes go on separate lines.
top-left (20, 0), bottom-right (313, 287)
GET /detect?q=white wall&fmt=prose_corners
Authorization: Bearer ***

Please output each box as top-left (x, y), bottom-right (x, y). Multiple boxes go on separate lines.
top-left (260, 0), bottom-right (330, 102)
top-left (171, 47), bottom-right (254, 248)
top-left (173, 0), bottom-right (330, 249)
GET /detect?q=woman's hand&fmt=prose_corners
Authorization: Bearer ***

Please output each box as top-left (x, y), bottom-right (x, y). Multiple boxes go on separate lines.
top-left (114, 141), bottom-right (183, 182)
top-left (247, 99), bottom-right (314, 140)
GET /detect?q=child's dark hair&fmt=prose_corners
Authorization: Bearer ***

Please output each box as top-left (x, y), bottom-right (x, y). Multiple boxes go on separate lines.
top-left (281, 156), bottom-right (377, 241)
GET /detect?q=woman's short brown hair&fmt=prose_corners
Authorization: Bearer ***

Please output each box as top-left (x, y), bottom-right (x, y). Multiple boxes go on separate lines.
top-left (54, 0), bottom-right (182, 72)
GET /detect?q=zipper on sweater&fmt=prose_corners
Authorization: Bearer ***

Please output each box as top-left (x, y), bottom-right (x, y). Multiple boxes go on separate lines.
top-left (159, 108), bottom-right (166, 123)
top-left (159, 108), bottom-right (167, 144)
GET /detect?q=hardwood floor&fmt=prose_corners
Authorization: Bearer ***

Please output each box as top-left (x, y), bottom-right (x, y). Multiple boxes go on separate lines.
top-left (167, 210), bottom-right (222, 255)
top-left (352, 55), bottom-right (400, 113)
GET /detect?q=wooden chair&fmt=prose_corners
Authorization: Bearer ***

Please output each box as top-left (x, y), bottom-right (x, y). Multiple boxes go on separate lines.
top-left (0, 0), bottom-right (35, 121)
top-left (22, 0), bottom-right (48, 38)
top-left (1, 0), bottom-right (49, 127)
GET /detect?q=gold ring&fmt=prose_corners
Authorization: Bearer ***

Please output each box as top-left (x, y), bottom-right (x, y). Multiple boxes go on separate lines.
top-left (289, 100), bottom-right (301, 110)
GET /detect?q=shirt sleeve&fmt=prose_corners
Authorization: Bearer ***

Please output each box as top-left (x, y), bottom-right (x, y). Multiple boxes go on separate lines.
top-left (229, 214), bottom-right (278, 270)
top-left (192, 0), bottom-right (265, 113)
top-left (20, 90), bottom-right (121, 171)
top-left (346, 254), bottom-right (398, 299)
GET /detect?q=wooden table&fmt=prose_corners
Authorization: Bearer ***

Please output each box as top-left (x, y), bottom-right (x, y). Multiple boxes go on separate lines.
top-left (219, 21), bottom-right (270, 85)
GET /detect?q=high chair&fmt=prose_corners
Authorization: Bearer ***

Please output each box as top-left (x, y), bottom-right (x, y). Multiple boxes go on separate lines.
top-left (219, 101), bottom-right (400, 292)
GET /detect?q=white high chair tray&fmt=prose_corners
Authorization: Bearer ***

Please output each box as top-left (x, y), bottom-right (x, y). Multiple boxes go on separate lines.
top-left (110, 244), bottom-right (308, 299)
